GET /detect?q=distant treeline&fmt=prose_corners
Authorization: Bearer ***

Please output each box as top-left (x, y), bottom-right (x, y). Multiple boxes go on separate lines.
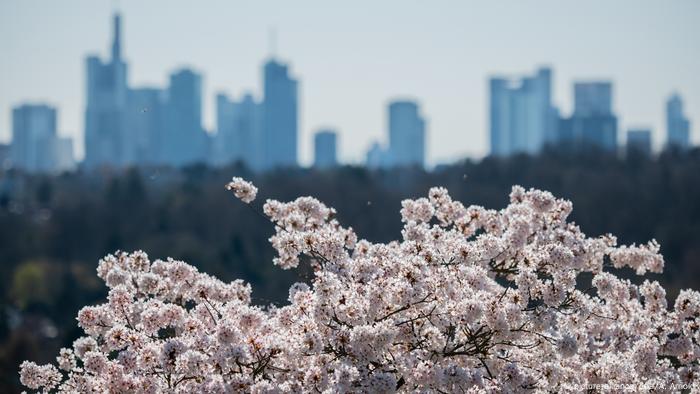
top-left (1, 149), bottom-right (700, 392)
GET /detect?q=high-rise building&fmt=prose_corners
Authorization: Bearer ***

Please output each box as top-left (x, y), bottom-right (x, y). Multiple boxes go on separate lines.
top-left (214, 92), bottom-right (263, 169)
top-left (574, 82), bottom-right (612, 117)
top-left (262, 59), bottom-right (298, 170)
top-left (11, 104), bottom-right (57, 172)
top-left (313, 129), bottom-right (338, 169)
top-left (215, 94), bottom-right (236, 166)
top-left (11, 104), bottom-right (75, 173)
top-left (85, 13), bottom-right (215, 169)
top-left (388, 100), bottom-right (426, 167)
top-left (556, 81), bottom-right (617, 152)
top-left (84, 13), bottom-right (128, 168)
top-left (489, 67), bottom-right (555, 156)
top-left (163, 69), bottom-right (207, 166)
top-left (125, 87), bottom-right (164, 165)
top-left (666, 93), bottom-right (691, 150)
top-left (627, 129), bottom-right (652, 157)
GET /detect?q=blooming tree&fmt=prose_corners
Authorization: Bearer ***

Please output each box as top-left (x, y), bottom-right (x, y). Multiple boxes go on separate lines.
top-left (19, 178), bottom-right (700, 393)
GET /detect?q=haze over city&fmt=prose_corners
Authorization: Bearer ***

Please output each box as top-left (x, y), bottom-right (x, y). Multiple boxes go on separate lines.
top-left (1, 0), bottom-right (699, 165)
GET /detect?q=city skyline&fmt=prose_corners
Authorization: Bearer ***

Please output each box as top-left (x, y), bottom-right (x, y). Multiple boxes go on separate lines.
top-left (78, 12), bottom-right (303, 172)
top-left (1, 1), bottom-right (699, 165)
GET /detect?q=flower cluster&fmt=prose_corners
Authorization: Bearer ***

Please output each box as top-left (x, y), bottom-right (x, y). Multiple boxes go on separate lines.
top-left (225, 177), bottom-right (258, 203)
top-left (20, 180), bottom-right (700, 393)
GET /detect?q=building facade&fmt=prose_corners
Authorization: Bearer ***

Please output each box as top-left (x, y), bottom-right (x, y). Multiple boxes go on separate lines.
top-left (84, 13), bottom-right (128, 168)
top-left (12, 104), bottom-right (57, 172)
top-left (11, 104), bottom-right (75, 173)
top-left (215, 92), bottom-right (263, 170)
top-left (313, 129), bottom-right (338, 169)
top-left (215, 94), bottom-right (237, 166)
top-left (388, 100), bottom-right (426, 167)
top-left (489, 67), bottom-right (555, 156)
top-left (163, 69), bottom-right (208, 167)
top-left (666, 93), bottom-right (691, 150)
top-left (556, 82), bottom-right (618, 152)
top-left (262, 59), bottom-right (298, 170)
top-left (574, 82), bottom-right (612, 117)
top-left (125, 87), bottom-right (164, 165)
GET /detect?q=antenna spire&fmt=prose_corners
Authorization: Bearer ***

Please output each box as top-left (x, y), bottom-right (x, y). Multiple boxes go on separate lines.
top-left (111, 12), bottom-right (122, 61)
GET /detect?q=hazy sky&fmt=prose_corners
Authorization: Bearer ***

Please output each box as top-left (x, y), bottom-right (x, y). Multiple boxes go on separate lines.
top-left (1, 0), bottom-right (698, 165)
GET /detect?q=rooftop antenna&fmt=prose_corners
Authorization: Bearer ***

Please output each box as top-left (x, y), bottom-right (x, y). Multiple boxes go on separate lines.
top-left (111, 2), bottom-right (122, 61)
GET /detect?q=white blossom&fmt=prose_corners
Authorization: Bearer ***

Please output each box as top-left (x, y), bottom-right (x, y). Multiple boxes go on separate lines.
top-left (18, 183), bottom-right (700, 393)
top-left (225, 176), bottom-right (258, 203)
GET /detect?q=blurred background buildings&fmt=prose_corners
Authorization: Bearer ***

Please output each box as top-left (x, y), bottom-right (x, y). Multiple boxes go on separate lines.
top-left (5, 13), bottom-right (694, 174)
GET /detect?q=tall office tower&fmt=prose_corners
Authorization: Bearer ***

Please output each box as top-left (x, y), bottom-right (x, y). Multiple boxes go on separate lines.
top-left (666, 93), bottom-right (691, 150)
top-left (125, 88), bottom-right (164, 166)
top-left (489, 67), bottom-right (555, 156)
top-left (557, 82), bottom-right (617, 152)
top-left (262, 59), bottom-right (298, 170)
top-left (163, 69), bottom-right (207, 166)
top-left (388, 100), bottom-right (426, 167)
top-left (627, 129), bottom-right (652, 157)
top-left (313, 129), bottom-right (338, 169)
top-left (11, 104), bottom-right (74, 173)
top-left (84, 13), bottom-right (128, 168)
top-left (11, 104), bottom-right (57, 172)
top-left (214, 92), bottom-right (263, 169)
top-left (574, 82), bottom-right (612, 117)
top-left (214, 94), bottom-right (236, 166)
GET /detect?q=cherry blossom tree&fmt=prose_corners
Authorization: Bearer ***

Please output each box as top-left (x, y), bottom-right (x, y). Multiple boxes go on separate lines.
top-left (19, 178), bottom-right (700, 393)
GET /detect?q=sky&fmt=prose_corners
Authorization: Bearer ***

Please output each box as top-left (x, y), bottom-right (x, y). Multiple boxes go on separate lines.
top-left (1, 0), bottom-right (699, 166)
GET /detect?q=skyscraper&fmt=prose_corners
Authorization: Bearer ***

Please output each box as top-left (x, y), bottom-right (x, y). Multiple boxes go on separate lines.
top-left (666, 93), bottom-right (691, 150)
top-left (556, 82), bottom-right (618, 152)
top-left (163, 69), bottom-right (207, 166)
top-left (125, 87), bottom-right (164, 165)
top-left (262, 59), bottom-right (298, 170)
top-left (489, 67), bottom-right (555, 156)
top-left (574, 82), bottom-right (612, 117)
top-left (627, 129), bottom-right (652, 157)
top-left (313, 129), bottom-right (338, 169)
top-left (215, 94), bottom-right (236, 166)
top-left (11, 104), bottom-right (75, 173)
top-left (84, 13), bottom-right (128, 168)
top-left (388, 100), bottom-right (426, 167)
top-left (11, 104), bottom-right (57, 172)
top-left (214, 92), bottom-right (263, 169)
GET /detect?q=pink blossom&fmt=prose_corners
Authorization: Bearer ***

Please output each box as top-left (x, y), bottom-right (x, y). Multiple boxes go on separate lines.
top-left (18, 183), bottom-right (700, 393)
top-left (225, 177), bottom-right (258, 203)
